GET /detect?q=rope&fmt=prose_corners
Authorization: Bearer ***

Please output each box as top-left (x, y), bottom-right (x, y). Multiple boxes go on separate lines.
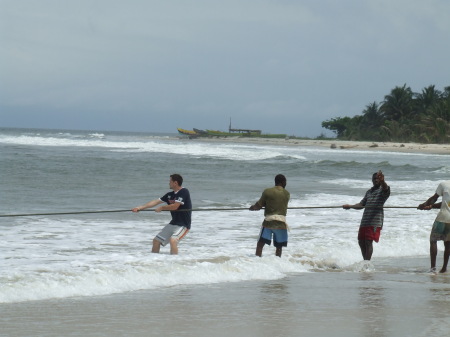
top-left (0, 206), bottom-right (420, 218)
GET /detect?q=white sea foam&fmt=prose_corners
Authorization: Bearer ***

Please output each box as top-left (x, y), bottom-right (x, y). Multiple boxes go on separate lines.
top-left (344, 179), bottom-right (439, 196)
top-left (1, 215), bottom-right (313, 303)
top-left (0, 254), bottom-right (310, 303)
top-left (1, 193), bottom-right (437, 303)
top-left (1, 129), bottom-right (448, 304)
top-left (0, 134), bottom-right (310, 161)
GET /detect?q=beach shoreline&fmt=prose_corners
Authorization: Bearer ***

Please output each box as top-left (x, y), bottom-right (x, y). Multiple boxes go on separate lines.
top-left (2, 256), bottom-right (449, 337)
top-left (190, 136), bottom-right (450, 155)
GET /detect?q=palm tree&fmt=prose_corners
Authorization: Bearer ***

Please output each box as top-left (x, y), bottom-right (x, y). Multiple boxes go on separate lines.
top-left (322, 84), bottom-right (450, 143)
top-left (380, 84), bottom-right (414, 121)
top-left (414, 85), bottom-right (442, 114)
top-left (361, 101), bottom-right (381, 128)
top-left (443, 86), bottom-right (450, 99)
top-left (423, 99), bottom-right (450, 143)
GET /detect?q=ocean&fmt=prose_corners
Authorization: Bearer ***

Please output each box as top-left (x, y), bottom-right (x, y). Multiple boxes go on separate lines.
top-left (1, 127), bottom-right (449, 336)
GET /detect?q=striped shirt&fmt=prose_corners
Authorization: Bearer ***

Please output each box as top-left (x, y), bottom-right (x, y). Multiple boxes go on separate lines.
top-left (359, 186), bottom-right (390, 228)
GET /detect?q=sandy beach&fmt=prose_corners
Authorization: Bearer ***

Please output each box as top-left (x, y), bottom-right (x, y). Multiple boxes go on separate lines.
top-left (193, 136), bottom-right (450, 155)
top-left (2, 257), bottom-right (450, 337)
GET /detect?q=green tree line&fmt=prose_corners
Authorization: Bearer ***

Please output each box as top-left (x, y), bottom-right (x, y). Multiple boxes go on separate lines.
top-left (322, 84), bottom-right (450, 143)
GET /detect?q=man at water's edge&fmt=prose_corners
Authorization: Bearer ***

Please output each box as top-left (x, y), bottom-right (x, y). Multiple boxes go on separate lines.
top-left (343, 171), bottom-right (390, 261)
top-left (132, 174), bottom-right (192, 255)
top-left (250, 174), bottom-right (290, 257)
top-left (418, 180), bottom-right (450, 273)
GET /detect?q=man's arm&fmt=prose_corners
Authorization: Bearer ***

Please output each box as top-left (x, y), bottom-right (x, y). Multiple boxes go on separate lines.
top-left (155, 201), bottom-right (182, 213)
top-left (249, 191), bottom-right (265, 211)
top-left (418, 193), bottom-right (440, 210)
top-left (249, 202), bottom-right (263, 211)
top-left (132, 199), bottom-right (164, 212)
top-left (377, 171), bottom-right (389, 191)
top-left (343, 203), bottom-right (364, 210)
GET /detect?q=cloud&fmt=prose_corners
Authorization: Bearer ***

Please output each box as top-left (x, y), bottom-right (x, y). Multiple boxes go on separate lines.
top-left (1, 0), bottom-right (449, 136)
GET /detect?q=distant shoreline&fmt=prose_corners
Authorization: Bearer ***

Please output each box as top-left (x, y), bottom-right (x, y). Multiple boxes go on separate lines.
top-left (189, 136), bottom-right (450, 155)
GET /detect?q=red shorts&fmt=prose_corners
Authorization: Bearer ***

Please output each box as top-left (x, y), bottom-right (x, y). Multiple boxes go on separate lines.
top-left (358, 226), bottom-right (381, 242)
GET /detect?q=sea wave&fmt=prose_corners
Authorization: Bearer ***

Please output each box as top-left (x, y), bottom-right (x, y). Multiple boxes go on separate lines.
top-left (433, 165), bottom-right (450, 174)
top-left (0, 254), bottom-right (311, 303)
top-left (0, 134), bottom-right (307, 161)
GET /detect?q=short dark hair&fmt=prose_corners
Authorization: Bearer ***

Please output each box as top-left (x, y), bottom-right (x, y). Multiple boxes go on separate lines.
top-left (275, 174), bottom-right (286, 186)
top-left (170, 174), bottom-right (183, 186)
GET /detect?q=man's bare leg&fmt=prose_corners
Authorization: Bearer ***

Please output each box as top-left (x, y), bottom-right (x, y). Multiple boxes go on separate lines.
top-left (170, 238), bottom-right (179, 255)
top-left (152, 239), bottom-right (161, 253)
top-left (430, 241), bottom-right (438, 270)
top-left (440, 241), bottom-right (450, 273)
top-left (256, 240), bottom-right (265, 257)
top-left (358, 240), bottom-right (366, 259)
top-left (365, 240), bottom-right (374, 260)
top-left (359, 240), bottom-right (373, 260)
top-left (275, 247), bottom-right (282, 257)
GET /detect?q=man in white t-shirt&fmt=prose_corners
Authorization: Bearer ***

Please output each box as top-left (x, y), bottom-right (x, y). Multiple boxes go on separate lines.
top-left (418, 181), bottom-right (450, 273)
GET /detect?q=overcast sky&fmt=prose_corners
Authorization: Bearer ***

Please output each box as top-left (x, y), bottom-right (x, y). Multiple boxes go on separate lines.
top-left (1, 0), bottom-right (449, 137)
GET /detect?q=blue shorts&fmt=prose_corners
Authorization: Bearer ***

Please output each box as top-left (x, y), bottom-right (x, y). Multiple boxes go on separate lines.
top-left (258, 227), bottom-right (288, 248)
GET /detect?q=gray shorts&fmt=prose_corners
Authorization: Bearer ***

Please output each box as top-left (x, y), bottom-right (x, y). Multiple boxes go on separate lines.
top-left (155, 224), bottom-right (189, 246)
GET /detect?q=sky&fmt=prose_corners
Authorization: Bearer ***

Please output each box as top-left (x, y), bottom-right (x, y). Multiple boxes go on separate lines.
top-left (1, 0), bottom-right (449, 137)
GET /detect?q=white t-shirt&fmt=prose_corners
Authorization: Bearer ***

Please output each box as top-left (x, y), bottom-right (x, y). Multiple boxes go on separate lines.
top-left (435, 181), bottom-right (450, 223)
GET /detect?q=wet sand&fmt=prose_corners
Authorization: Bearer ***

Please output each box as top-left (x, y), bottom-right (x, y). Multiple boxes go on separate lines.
top-left (2, 257), bottom-right (450, 337)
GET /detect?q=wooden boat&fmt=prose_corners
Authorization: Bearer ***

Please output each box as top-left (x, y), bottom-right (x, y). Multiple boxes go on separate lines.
top-left (206, 129), bottom-right (233, 136)
top-left (206, 129), bottom-right (262, 137)
top-left (193, 128), bottom-right (208, 135)
top-left (177, 128), bottom-right (198, 136)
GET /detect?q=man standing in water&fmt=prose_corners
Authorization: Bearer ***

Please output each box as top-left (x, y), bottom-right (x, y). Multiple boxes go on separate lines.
top-left (249, 174), bottom-right (290, 257)
top-left (418, 180), bottom-right (450, 273)
top-left (132, 174), bottom-right (192, 255)
top-left (343, 171), bottom-right (390, 261)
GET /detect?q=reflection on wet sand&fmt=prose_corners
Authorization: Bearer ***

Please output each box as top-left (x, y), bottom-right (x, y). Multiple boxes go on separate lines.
top-left (358, 273), bottom-right (387, 337)
top-left (256, 281), bottom-right (297, 336)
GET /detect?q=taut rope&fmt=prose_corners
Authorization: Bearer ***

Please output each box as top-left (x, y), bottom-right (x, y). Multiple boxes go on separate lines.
top-left (0, 206), bottom-right (419, 218)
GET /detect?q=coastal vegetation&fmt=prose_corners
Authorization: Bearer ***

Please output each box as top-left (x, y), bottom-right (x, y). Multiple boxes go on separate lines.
top-left (321, 84), bottom-right (450, 143)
